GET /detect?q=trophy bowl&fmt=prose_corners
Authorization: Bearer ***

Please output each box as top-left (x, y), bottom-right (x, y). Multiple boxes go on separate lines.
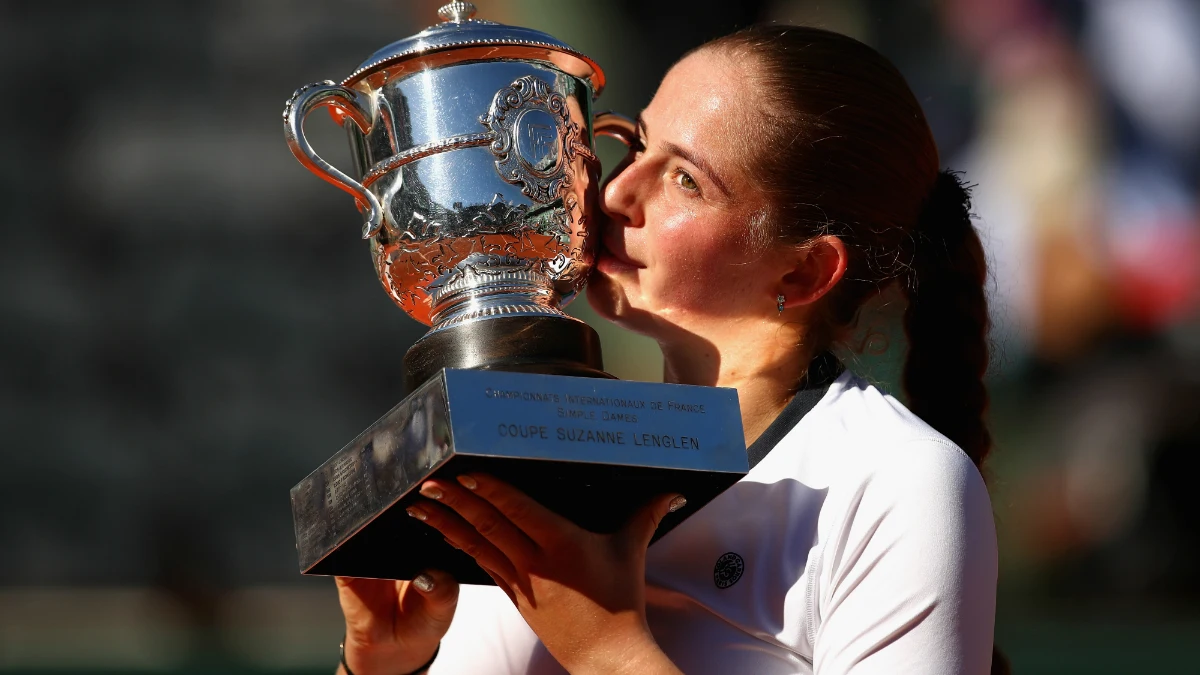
top-left (284, 1), bottom-right (637, 388)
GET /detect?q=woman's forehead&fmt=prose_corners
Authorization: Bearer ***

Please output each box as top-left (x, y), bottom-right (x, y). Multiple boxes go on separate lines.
top-left (647, 51), bottom-right (766, 184)
top-left (654, 52), bottom-right (749, 120)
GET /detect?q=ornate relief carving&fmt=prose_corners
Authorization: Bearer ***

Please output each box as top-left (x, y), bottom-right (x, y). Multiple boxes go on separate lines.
top-left (480, 75), bottom-right (586, 204)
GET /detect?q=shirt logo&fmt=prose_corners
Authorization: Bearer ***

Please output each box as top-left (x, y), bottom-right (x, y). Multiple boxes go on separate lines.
top-left (713, 552), bottom-right (745, 589)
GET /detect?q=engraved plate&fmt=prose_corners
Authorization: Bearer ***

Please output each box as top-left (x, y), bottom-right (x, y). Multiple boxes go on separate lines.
top-left (443, 369), bottom-right (746, 473)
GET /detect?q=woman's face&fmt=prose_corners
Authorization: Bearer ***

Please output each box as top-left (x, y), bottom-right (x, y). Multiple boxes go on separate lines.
top-left (588, 50), bottom-right (784, 339)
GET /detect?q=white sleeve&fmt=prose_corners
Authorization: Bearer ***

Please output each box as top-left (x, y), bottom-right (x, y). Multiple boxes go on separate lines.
top-left (426, 585), bottom-right (543, 675)
top-left (812, 439), bottom-right (997, 675)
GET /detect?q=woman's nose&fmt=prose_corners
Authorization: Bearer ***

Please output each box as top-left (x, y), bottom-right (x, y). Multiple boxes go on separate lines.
top-left (600, 153), bottom-right (641, 223)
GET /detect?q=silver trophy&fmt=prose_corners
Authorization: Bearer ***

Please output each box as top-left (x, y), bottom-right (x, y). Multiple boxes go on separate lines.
top-left (285, 2), bottom-right (747, 583)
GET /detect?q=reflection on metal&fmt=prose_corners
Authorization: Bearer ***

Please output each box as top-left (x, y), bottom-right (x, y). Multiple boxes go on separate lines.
top-left (437, 1), bottom-right (477, 23)
top-left (283, 4), bottom-right (637, 332)
top-left (352, 57), bottom-right (601, 330)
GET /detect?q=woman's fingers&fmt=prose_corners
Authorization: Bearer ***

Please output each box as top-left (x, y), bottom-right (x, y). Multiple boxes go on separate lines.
top-left (335, 573), bottom-right (457, 633)
top-left (335, 576), bottom-right (401, 644)
top-left (398, 568), bottom-right (459, 629)
top-left (416, 478), bottom-right (541, 563)
top-left (617, 492), bottom-right (687, 553)
top-left (336, 572), bottom-right (456, 674)
top-left (452, 473), bottom-right (576, 547)
top-left (407, 498), bottom-right (522, 585)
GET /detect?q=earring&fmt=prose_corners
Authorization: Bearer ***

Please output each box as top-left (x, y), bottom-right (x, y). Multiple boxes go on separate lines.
top-left (777, 294), bottom-right (786, 314)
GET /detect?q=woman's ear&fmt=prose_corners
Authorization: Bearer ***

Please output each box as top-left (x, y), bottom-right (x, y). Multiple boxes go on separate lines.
top-left (779, 235), bottom-right (848, 308)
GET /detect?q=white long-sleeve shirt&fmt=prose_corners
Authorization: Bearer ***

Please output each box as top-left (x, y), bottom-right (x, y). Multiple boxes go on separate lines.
top-left (428, 371), bottom-right (998, 674)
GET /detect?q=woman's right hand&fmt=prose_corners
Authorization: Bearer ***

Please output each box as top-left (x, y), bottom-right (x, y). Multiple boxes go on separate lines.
top-left (336, 570), bottom-right (459, 675)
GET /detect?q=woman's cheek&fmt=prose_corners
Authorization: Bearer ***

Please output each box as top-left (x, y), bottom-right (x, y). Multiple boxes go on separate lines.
top-left (650, 215), bottom-right (745, 315)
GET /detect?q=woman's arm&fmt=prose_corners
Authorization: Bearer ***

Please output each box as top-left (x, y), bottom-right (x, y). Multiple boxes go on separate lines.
top-left (407, 473), bottom-right (686, 675)
top-left (813, 439), bottom-right (997, 674)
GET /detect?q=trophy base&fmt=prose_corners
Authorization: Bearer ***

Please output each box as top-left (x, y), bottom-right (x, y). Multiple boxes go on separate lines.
top-left (291, 368), bottom-right (747, 584)
top-left (404, 314), bottom-right (610, 391)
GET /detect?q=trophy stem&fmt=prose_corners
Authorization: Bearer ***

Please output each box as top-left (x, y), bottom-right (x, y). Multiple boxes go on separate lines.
top-left (403, 314), bottom-right (611, 392)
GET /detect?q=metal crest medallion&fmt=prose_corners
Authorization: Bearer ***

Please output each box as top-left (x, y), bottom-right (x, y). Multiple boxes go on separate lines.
top-left (481, 75), bottom-right (583, 204)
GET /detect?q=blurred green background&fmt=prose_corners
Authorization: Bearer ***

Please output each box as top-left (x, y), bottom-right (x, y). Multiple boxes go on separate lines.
top-left (2, 0), bottom-right (1199, 672)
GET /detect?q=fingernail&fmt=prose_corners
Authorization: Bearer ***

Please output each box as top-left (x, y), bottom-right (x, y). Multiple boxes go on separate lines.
top-left (406, 506), bottom-right (427, 521)
top-left (420, 484), bottom-right (444, 500)
top-left (668, 495), bottom-right (687, 513)
top-left (412, 573), bottom-right (435, 593)
top-left (456, 475), bottom-right (478, 490)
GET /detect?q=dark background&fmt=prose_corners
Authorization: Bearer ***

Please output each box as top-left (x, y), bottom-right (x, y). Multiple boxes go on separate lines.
top-left (2, 0), bottom-right (1199, 672)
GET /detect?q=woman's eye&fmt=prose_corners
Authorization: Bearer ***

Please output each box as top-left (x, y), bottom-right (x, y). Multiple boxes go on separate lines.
top-left (674, 170), bottom-right (699, 192)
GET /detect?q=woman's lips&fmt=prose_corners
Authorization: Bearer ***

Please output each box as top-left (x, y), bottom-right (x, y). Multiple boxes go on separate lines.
top-left (596, 234), bottom-right (643, 273)
top-left (596, 251), bottom-right (637, 274)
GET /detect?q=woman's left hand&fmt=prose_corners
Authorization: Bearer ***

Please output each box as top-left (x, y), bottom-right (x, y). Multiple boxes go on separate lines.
top-left (405, 474), bottom-right (686, 675)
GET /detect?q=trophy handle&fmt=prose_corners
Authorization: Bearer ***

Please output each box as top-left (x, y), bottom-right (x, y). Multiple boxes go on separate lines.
top-left (284, 81), bottom-right (384, 239)
top-left (593, 111), bottom-right (638, 148)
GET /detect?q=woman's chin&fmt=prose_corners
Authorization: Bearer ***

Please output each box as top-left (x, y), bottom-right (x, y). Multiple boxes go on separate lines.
top-left (585, 272), bottom-right (621, 320)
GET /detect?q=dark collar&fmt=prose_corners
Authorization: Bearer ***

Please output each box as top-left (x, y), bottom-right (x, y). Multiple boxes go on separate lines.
top-left (745, 352), bottom-right (843, 469)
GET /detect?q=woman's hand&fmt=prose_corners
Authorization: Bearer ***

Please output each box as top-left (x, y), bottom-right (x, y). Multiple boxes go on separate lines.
top-left (405, 474), bottom-right (686, 675)
top-left (335, 570), bottom-right (458, 675)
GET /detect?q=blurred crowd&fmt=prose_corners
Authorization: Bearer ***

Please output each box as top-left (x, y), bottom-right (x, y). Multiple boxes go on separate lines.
top-left (0, 0), bottom-right (1197, 672)
top-left (934, 0), bottom-right (1200, 609)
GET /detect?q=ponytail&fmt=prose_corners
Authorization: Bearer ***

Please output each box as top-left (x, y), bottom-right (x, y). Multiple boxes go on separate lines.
top-left (904, 172), bottom-right (1005, 673)
top-left (902, 170), bottom-right (991, 469)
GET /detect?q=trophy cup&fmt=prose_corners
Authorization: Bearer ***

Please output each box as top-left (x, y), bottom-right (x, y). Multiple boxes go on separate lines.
top-left (285, 2), bottom-right (747, 584)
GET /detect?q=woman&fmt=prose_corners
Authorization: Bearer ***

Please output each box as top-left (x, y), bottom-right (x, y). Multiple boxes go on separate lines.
top-left (336, 25), bottom-right (999, 675)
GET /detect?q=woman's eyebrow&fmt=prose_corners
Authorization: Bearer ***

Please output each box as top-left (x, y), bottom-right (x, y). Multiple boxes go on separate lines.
top-left (636, 113), bottom-right (731, 197)
top-left (662, 141), bottom-right (731, 197)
